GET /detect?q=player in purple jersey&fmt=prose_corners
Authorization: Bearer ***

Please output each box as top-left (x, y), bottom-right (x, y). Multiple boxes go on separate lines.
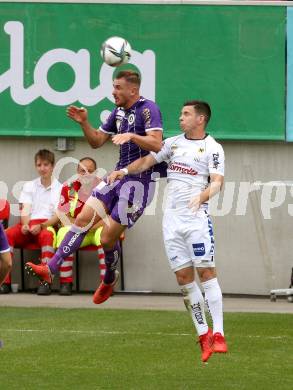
top-left (26, 70), bottom-right (164, 304)
top-left (0, 224), bottom-right (12, 287)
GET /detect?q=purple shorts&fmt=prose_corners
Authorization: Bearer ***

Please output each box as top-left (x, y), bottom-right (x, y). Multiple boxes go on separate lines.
top-left (0, 223), bottom-right (9, 253)
top-left (92, 176), bottom-right (156, 228)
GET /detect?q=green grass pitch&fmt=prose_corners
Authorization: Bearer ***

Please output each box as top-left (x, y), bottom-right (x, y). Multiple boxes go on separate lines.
top-left (0, 307), bottom-right (292, 389)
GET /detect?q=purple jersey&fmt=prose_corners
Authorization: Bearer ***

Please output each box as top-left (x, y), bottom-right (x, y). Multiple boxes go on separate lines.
top-left (99, 97), bottom-right (163, 179)
top-left (0, 223), bottom-right (9, 253)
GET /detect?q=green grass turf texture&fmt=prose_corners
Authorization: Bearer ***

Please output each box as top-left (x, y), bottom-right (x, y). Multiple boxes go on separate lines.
top-left (0, 307), bottom-right (292, 390)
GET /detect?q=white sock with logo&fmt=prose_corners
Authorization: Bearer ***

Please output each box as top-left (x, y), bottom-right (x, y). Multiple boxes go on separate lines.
top-left (181, 281), bottom-right (208, 336)
top-left (201, 278), bottom-right (224, 335)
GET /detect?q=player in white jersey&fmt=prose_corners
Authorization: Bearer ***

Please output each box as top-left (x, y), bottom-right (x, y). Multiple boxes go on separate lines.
top-left (108, 101), bottom-right (227, 362)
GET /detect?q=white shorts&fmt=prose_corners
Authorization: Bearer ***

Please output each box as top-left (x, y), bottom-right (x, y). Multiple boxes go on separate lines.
top-left (162, 209), bottom-right (215, 272)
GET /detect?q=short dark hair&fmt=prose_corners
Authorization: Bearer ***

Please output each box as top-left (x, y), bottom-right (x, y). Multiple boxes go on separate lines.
top-left (115, 70), bottom-right (141, 87)
top-left (34, 149), bottom-right (55, 165)
top-left (79, 157), bottom-right (97, 170)
top-left (183, 100), bottom-right (211, 125)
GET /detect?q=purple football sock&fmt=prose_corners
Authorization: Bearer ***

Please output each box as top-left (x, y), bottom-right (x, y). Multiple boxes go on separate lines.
top-left (48, 226), bottom-right (86, 274)
top-left (103, 241), bottom-right (121, 285)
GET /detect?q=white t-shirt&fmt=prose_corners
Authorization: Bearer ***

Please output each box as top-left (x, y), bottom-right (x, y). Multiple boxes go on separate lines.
top-left (151, 133), bottom-right (225, 212)
top-left (19, 177), bottom-right (62, 220)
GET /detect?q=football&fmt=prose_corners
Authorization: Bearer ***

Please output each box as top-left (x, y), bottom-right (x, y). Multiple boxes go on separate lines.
top-left (100, 36), bottom-right (132, 67)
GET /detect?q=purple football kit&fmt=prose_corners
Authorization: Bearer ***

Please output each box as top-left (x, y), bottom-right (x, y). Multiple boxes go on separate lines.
top-left (0, 224), bottom-right (9, 253)
top-left (93, 97), bottom-right (164, 228)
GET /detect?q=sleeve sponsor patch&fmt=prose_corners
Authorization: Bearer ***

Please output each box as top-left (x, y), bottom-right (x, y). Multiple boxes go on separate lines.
top-left (212, 152), bottom-right (220, 169)
top-left (142, 108), bottom-right (151, 128)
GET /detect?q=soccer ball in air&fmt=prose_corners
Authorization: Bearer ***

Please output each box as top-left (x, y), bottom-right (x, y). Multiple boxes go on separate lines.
top-left (100, 36), bottom-right (132, 67)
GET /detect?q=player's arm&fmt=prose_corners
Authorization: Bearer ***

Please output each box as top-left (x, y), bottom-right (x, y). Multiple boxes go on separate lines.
top-left (189, 173), bottom-right (224, 212)
top-left (112, 130), bottom-right (162, 152)
top-left (108, 154), bottom-right (157, 184)
top-left (67, 105), bottom-right (110, 148)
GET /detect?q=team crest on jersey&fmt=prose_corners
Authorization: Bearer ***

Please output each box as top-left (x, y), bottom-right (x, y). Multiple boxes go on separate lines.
top-left (128, 113), bottom-right (135, 125)
top-left (194, 147), bottom-right (204, 162)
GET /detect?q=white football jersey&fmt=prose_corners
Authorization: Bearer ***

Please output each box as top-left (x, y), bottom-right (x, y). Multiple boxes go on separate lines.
top-left (151, 133), bottom-right (225, 211)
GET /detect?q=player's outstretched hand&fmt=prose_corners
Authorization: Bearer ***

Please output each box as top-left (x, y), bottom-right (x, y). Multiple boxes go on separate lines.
top-left (107, 170), bottom-right (126, 185)
top-left (67, 105), bottom-right (88, 124)
top-left (112, 133), bottom-right (133, 145)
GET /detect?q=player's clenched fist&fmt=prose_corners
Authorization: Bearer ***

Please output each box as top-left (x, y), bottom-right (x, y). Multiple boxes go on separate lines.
top-left (67, 106), bottom-right (88, 124)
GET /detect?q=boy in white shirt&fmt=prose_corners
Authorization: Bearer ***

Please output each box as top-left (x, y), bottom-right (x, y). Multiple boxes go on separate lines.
top-left (1, 149), bottom-right (61, 295)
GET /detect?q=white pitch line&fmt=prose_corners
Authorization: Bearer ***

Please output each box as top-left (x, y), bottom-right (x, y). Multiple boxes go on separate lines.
top-left (0, 328), bottom-right (191, 337)
top-left (0, 328), bottom-right (291, 340)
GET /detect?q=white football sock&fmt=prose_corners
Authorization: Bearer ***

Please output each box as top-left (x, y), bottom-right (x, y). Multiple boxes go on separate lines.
top-left (201, 278), bottom-right (224, 335)
top-left (181, 281), bottom-right (208, 336)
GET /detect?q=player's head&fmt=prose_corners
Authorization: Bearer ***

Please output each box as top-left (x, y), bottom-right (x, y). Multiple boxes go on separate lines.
top-left (112, 70), bottom-right (141, 109)
top-left (180, 101), bottom-right (211, 132)
top-left (34, 149), bottom-right (55, 179)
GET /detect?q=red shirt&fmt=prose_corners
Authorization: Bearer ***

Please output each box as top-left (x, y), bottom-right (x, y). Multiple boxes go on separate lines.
top-left (58, 178), bottom-right (100, 218)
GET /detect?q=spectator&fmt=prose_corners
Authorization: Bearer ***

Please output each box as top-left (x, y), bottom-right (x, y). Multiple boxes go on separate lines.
top-left (1, 149), bottom-right (61, 295)
top-left (54, 157), bottom-right (105, 295)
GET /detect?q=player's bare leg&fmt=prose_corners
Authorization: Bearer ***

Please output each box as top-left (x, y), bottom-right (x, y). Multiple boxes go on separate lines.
top-left (176, 266), bottom-right (213, 362)
top-left (197, 267), bottom-right (227, 353)
top-left (0, 251), bottom-right (12, 286)
top-left (93, 218), bottom-right (126, 304)
top-left (25, 196), bottom-right (107, 284)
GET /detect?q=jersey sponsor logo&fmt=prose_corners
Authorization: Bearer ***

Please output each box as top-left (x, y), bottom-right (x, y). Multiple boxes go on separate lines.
top-left (192, 243), bottom-right (206, 257)
top-left (128, 113), bottom-right (135, 125)
top-left (169, 162), bottom-right (198, 176)
top-left (142, 108), bottom-right (151, 128)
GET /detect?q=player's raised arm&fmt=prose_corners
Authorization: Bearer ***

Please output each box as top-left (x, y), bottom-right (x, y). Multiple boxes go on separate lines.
top-left (67, 105), bottom-right (110, 149)
top-left (108, 154), bottom-right (157, 184)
